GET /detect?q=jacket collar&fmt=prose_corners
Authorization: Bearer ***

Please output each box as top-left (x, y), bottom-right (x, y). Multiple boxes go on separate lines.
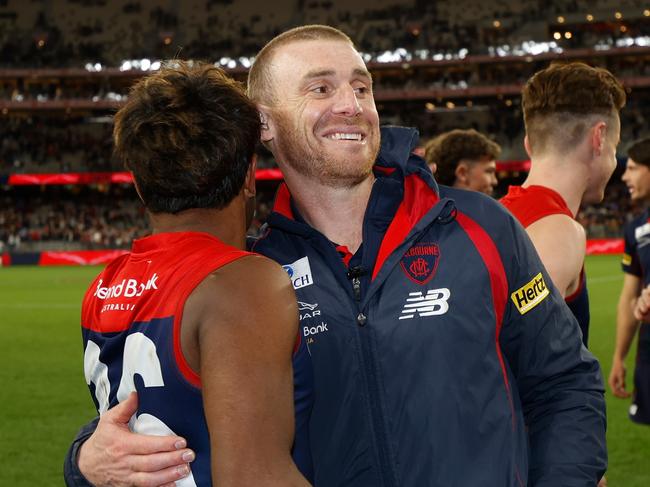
top-left (270, 125), bottom-right (439, 226)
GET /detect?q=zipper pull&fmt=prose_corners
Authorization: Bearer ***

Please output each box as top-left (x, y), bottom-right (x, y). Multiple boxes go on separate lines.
top-left (352, 277), bottom-right (361, 301)
top-left (347, 266), bottom-right (365, 302)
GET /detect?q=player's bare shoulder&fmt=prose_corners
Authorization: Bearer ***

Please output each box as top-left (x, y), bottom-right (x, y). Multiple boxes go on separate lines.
top-left (527, 213), bottom-right (584, 246)
top-left (194, 254), bottom-right (295, 314)
top-left (525, 214), bottom-right (585, 296)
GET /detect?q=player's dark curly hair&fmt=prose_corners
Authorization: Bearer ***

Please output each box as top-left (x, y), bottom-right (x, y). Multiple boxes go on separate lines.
top-left (628, 137), bottom-right (650, 167)
top-left (114, 60), bottom-right (260, 214)
top-left (424, 129), bottom-right (501, 186)
top-left (522, 62), bottom-right (626, 155)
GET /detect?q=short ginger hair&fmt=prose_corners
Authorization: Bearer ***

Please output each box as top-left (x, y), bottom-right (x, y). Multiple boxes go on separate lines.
top-left (522, 62), bottom-right (626, 155)
top-left (424, 129), bottom-right (501, 186)
top-left (247, 24), bottom-right (354, 105)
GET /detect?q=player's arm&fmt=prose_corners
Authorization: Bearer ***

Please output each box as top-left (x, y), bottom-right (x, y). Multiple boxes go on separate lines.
top-left (65, 393), bottom-right (195, 487)
top-left (524, 214), bottom-right (586, 298)
top-left (609, 273), bottom-right (642, 398)
top-left (186, 254), bottom-right (310, 487)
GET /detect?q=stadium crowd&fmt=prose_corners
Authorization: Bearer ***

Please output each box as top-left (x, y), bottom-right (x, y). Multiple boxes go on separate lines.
top-left (0, 175), bottom-right (637, 253)
top-left (2, 91), bottom-right (649, 174)
top-left (1, 0), bottom-right (648, 253)
top-left (0, 187), bottom-right (147, 252)
top-left (0, 0), bottom-right (648, 68)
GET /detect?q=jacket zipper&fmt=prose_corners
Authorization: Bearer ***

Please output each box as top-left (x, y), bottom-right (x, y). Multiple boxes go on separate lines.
top-left (348, 265), bottom-right (397, 487)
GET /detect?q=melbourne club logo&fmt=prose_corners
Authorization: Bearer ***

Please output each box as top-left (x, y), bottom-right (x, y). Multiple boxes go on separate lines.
top-left (400, 242), bottom-right (440, 285)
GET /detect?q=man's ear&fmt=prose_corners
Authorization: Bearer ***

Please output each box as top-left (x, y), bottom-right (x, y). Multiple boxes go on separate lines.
top-left (591, 121), bottom-right (607, 157)
top-left (244, 154), bottom-right (258, 198)
top-left (131, 174), bottom-right (145, 204)
top-left (258, 105), bottom-right (275, 144)
top-left (523, 135), bottom-right (533, 159)
top-left (455, 162), bottom-right (469, 185)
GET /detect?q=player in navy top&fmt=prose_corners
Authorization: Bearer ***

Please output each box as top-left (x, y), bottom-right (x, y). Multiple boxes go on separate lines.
top-left (609, 137), bottom-right (650, 425)
top-left (72, 61), bottom-right (311, 487)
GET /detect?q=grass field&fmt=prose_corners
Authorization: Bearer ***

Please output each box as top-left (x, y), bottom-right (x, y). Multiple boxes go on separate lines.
top-left (0, 255), bottom-right (648, 486)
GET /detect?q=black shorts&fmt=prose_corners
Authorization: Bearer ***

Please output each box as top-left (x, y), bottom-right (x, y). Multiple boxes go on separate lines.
top-left (630, 324), bottom-right (650, 425)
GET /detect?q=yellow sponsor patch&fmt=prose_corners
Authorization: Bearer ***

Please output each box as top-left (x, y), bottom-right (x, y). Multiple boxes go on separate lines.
top-left (622, 253), bottom-right (632, 266)
top-left (511, 272), bottom-right (550, 315)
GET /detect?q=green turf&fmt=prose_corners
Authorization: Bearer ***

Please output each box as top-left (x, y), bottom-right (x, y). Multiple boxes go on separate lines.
top-left (0, 257), bottom-right (648, 486)
top-left (0, 266), bottom-right (100, 486)
top-left (585, 255), bottom-right (649, 487)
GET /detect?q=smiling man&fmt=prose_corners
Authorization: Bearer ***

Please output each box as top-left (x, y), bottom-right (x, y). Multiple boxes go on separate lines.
top-left (67, 25), bottom-right (607, 487)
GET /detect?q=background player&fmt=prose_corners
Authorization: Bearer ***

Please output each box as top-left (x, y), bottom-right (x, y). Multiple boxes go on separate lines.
top-left (76, 61), bottom-right (310, 486)
top-left (609, 137), bottom-right (650, 425)
top-left (423, 128), bottom-right (500, 195)
top-left (500, 62), bottom-right (625, 347)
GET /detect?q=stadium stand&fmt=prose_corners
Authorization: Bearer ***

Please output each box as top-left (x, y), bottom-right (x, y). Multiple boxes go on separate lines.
top-left (1, 0), bottom-right (649, 253)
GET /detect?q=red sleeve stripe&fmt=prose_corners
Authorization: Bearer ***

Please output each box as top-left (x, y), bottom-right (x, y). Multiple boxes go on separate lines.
top-left (172, 251), bottom-right (253, 389)
top-left (456, 211), bottom-right (515, 429)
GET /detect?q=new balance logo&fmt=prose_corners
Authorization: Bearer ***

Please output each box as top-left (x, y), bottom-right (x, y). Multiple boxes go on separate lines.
top-left (399, 288), bottom-right (451, 320)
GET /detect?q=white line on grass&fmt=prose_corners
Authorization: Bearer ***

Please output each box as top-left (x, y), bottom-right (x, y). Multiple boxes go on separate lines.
top-left (587, 275), bottom-right (622, 284)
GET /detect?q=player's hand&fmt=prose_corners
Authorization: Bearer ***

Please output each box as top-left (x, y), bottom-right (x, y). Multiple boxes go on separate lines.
top-left (633, 285), bottom-right (650, 321)
top-left (598, 475), bottom-right (608, 487)
top-left (78, 392), bottom-right (195, 487)
top-left (608, 359), bottom-right (631, 399)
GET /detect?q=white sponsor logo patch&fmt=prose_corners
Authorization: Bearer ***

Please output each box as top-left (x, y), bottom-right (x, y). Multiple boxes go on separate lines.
top-left (635, 222), bottom-right (650, 240)
top-left (635, 223), bottom-right (650, 249)
top-left (399, 288), bottom-right (451, 320)
top-left (282, 257), bottom-right (314, 290)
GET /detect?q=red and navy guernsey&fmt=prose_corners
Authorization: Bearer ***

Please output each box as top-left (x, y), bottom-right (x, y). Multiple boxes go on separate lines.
top-left (500, 184), bottom-right (591, 346)
top-left (81, 231), bottom-right (313, 485)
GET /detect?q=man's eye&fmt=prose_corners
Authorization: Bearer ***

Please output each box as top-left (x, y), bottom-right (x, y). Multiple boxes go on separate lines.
top-left (354, 86), bottom-right (368, 95)
top-left (312, 86), bottom-right (328, 94)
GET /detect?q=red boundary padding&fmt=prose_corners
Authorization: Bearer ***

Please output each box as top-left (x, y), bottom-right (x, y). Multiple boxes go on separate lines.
top-left (586, 238), bottom-right (624, 255)
top-left (7, 169), bottom-right (285, 186)
top-left (8, 165), bottom-right (544, 186)
top-left (9, 172), bottom-right (133, 185)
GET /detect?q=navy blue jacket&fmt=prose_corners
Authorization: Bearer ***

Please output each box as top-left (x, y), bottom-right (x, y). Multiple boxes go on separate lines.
top-left (253, 127), bottom-right (606, 487)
